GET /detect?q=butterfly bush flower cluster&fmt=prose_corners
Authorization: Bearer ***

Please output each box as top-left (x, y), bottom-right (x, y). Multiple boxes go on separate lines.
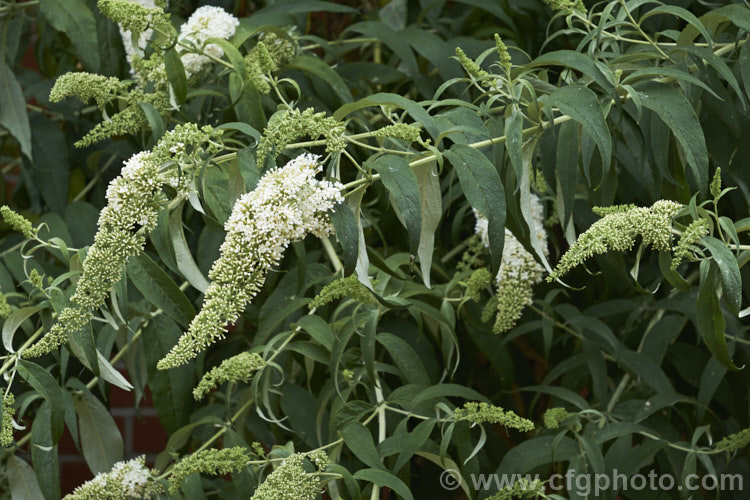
top-left (158, 154), bottom-right (344, 369)
top-left (177, 5), bottom-right (240, 76)
top-left (167, 447), bottom-right (252, 493)
top-left (1, 392), bottom-right (15, 447)
top-left (251, 451), bottom-right (330, 500)
top-left (49, 72), bottom-right (169, 147)
top-left (193, 352), bottom-right (266, 400)
top-left (1, 205), bottom-right (35, 239)
top-left (244, 32), bottom-right (298, 93)
top-left (454, 402), bottom-right (534, 432)
top-left (547, 200), bottom-right (682, 281)
top-left (715, 428), bottom-right (750, 455)
top-left (26, 125), bottom-right (220, 358)
top-left (488, 478), bottom-right (545, 500)
top-left (543, 407), bottom-right (570, 429)
top-left (671, 219), bottom-right (708, 270)
top-left (474, 194), bottom-right (548, 333)
top-left (64, 456), bottom-right (162, 500)
top-left (308, 274), bottom-right (376, 309)
top-left (257, 108), bottom-right (346, 168)
top-left (101, 0), bottom-right (168, 74)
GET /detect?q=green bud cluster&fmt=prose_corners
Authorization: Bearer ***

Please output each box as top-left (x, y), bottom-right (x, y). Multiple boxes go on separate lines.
top-left (97, 0), bottom-right (169, 36)
top-left (257, 107), bottom-right (346, 168)
top-left (1, 392), bottom-right (14, 447)
top-left (710, 167), bottom-right (722, 200)
top-left (308, 275), bottom-right (375, 309)
top-left (193, 352), bottom-right (266, 400)
top-left (77, 92), bottom-right (170, 148)
top-left (543, 0), bottom-right (587, 14)
top-left (543, 407), bottom-right (570, 429)
top-left (457, 235), bottom-right (487, 272)
top-left (715, 428), bottom-right (750, 454)
top-left (28, 269), bottom-right (44, 291)
top-left (454, 402), bottom-right (534, 432)
top-left (671, 219), bottom-right (708, 270)
top-left (487, 478), bottom-right (545, 500)
top-left (548, 200), bottom-right (682, 281)
top-left (50, 72), bottom-right (170, 147)
top-left (494, 34), bottom-right (512, 73)
top-left (372, 123), bottom-right (422, 143)
top-left (167, 447), bottom-right (253, 494)
top-left (591, 204), bottom-right (637, 216)
top-left (49, 72), bottom-right (129, 110)
top-left (455, 47), bottom-right (487, 79)
top-left (245, 32), bottom-right (298, 94)
top-left (0, 205), bottom-right (35, 239)
top-left (251, 451), bottom-right (329, 500)
top-left (464, 268), bottom-right (492, 302)
top-left (64, 456), bottom-right (162, 500)
top-left (0, 291), bottom-right (10, 318)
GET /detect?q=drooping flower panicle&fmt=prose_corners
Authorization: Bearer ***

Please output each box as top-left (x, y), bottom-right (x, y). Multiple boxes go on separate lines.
top-left (715, 427), bottom-right (750, 454)
top-left (547, 200), bottom-right (682, 281)
top-left (25, 125), bottom-right (220, 358)
top-left (193, 352), bottom-right (266, 400)
top-left (671, 219), bottom-right (708, 270)
top-left (157, 154), bottom-right (344, 369)
top-left (1, 206), bottom-right (35, 239)
top-left (251, 451), bottom-right (329, 500)
top-left (64, 456), bottom-right (162, 500)
top-left (167, 447), bottom-right (252, 494)
top-left (178, 5), bottom-right (240, 76)
top-left (1, 392), bottom-right (15, 447)
top-left (101, 0), bottom-right (169, 74)
top-left (543, 407), bottom-right (570, 429)
top-left (474, 194), bottom-right (548, 333)
top-left (257, 108), bottom-right (346, 168)
top-left (308, 274), bottom-right (375, 309)
top-left (454, 402), bottom-right (534, 432)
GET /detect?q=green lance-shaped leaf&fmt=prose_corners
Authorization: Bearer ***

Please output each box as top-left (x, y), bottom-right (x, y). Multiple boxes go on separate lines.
top-left (0, 59), bottom-right (32, 160)
top-left (71, 384), bottom-right (124, 474)
top-left (353, 469), bottom-right (415, 500)
top-left (164, 47), bottom-right (188, 104)
top-left (17, 360), bottom-right (65, 442)
top-left (415, 162), bottom-right (442, 288)
top-left (6, 456), bottom-right (46, 500)
top-left (701, 236), bottom-right (743, 313)
top-left (444, 144), bottom-right (506, 274)
top-left (3, 306), bottom-right (44, 353)
top-left (634, 81), bottom-right (709, 193)
top-left (39, 0), bottom-right (100, 71)
top-left (543, 85), bottom-right (612, 177)
top-left (369, 155), bottom-right (422, 255)
top-left (556, 119), bottom-right (579, 228)
top-left (340, 421), bottom-right (385, 470)
top-left (696, 260), bottom-right (740, 371)
top-left (169, 203), bottom-right (210, 292)
top-left (330, 202), bottom-right (359, 276)
top-left (288, 54), bottom-right (354, 104)
top-left (127, 253), bottom-right (196, 327)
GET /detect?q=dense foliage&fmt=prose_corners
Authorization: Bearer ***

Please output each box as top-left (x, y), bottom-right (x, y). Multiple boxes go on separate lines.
top-left (1, 0), bottom-right (750, 498)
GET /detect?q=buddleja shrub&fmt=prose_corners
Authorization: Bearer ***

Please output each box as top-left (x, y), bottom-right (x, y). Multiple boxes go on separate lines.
top-left (1, 0), bottom-right (750, 498)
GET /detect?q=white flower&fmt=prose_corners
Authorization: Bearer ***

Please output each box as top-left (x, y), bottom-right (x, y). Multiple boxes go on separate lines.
top-left (178, 5), bottom-right (240, 76)
top-left (474, 194), bottom-right (548, 333)
top-left (116, 0), bottom-right (165, 75)
top-left (64, 456), bottom-right (162, 499)
top-left (158, 154), bottom-right (344, 369)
